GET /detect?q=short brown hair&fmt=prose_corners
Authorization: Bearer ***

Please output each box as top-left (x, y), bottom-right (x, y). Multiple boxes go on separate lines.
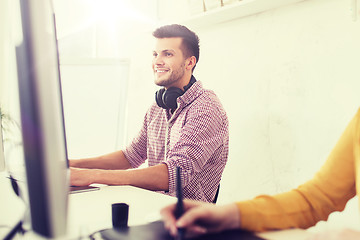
top-left (153, 24), bottom-right (200, 71)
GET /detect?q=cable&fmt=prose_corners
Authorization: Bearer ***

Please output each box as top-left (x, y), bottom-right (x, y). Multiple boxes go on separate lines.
top-left (2, 174), bottom-right (27, 240)
top-left (3, 220), bottom-right (24, 240)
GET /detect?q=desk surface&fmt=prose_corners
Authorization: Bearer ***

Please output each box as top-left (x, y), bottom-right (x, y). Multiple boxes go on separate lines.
top-left (67, 184), bottom-right (177, 238)
top-left (0, 172), bottom-right (312, 240)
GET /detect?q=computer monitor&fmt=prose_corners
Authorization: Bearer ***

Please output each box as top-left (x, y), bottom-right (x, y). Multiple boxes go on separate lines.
top-left (15, 0), bottom-right (69, 238)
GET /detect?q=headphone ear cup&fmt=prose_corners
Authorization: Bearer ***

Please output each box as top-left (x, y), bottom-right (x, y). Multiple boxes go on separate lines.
top-left (155, 88), bottom-right (167, 109)
top-left (162, 87), bottom-right (184, 109)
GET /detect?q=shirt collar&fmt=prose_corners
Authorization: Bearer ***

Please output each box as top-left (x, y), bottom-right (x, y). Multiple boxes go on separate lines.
top-left (177, 76), bottom-right (202, 109)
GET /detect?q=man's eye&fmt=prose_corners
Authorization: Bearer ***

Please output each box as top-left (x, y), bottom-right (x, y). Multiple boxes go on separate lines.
top-left (165, 52), bottom-right (172, 57)
top-left (153, 53), bottom-right (158, 57)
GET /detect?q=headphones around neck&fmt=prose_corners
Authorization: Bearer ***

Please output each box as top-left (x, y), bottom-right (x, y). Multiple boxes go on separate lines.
top-left (155, 76), bottom-right (196, 110)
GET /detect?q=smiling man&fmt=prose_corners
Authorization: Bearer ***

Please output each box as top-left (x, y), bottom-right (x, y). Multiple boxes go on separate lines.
top-left (70, 24), bottom-right (229, 203)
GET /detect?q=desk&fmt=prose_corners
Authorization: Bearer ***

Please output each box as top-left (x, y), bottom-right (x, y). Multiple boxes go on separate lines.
top-left (0, 172), bottom-right (312, 240)
top-left (67, 185), bottom-right (177, 238)
top-left (0, 171), bottom-right (176, 239)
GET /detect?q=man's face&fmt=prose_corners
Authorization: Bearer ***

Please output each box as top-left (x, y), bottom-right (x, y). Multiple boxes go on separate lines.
top-left (152, 37), bottom-right (187, 89)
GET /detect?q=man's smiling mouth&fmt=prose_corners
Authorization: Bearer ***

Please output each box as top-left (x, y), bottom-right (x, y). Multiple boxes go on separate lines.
top-left (155, 68), bottom-right (169, 73)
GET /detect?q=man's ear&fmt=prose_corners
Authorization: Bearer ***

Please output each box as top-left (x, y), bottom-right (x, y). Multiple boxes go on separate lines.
top-left (186, 56), bottom-right (197, 70)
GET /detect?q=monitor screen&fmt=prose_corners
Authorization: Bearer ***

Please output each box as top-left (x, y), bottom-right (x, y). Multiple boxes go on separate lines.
top-left (15, 0), bottom-right (69, 238)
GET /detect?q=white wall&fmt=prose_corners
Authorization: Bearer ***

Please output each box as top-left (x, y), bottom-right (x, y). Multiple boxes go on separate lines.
top-left (195, 0), bottom-right (360, 200)
top-left (124, 0), bottom-right (360, 231)
top-left (60, 59), bottom-right (130, 158)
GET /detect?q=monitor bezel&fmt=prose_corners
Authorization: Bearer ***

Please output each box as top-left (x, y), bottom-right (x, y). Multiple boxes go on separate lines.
top-left (16, 0), bottom-right (69, 238)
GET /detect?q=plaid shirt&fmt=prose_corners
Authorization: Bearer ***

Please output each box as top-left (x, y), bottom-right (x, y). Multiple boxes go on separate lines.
top-left (123, 80), bottom-right (229, 202)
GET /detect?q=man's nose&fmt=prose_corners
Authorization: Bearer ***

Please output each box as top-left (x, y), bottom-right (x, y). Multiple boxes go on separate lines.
top-left (154, 55), bottom-right (164, 65)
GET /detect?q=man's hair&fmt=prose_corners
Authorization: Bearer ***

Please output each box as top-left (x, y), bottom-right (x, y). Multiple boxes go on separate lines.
top-left (152, 24), bottom-right (200, 71)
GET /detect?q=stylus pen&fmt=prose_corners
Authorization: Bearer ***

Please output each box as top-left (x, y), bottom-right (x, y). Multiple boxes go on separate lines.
top-left (175, 166), bottom-right (185, 240)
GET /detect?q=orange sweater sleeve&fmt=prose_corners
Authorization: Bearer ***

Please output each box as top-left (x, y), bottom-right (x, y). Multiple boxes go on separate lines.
top-left (236, 109), bottom-right (360, 232)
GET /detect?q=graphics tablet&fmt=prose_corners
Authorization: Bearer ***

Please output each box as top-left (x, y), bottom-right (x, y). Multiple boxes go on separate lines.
top-left (99, 220), bottom-right (265, 240)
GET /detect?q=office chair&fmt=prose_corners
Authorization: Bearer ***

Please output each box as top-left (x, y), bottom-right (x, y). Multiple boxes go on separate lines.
top-left (213, 184), bottom-right (220, 204)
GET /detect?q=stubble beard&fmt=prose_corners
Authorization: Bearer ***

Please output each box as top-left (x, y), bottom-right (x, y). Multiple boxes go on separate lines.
top-left (154, 63), bottom-right (186, 88)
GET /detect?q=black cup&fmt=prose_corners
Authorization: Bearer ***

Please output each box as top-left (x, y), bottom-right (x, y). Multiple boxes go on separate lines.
top-left (112, 203), bottom-right (129, 229)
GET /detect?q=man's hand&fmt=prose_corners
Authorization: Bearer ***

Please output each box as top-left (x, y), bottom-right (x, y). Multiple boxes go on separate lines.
top-left (70, 167), bottom-right (97, 186)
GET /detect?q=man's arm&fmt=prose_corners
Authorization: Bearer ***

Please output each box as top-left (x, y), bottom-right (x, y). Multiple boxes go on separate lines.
top-left (70, 163), bottom-right (169, 191)
top-left (69, 150), bottom-right (132, 170)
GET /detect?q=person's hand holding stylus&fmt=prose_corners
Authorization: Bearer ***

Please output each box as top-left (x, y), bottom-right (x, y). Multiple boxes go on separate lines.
top-left (161, 168), bottom-right (241, 239)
